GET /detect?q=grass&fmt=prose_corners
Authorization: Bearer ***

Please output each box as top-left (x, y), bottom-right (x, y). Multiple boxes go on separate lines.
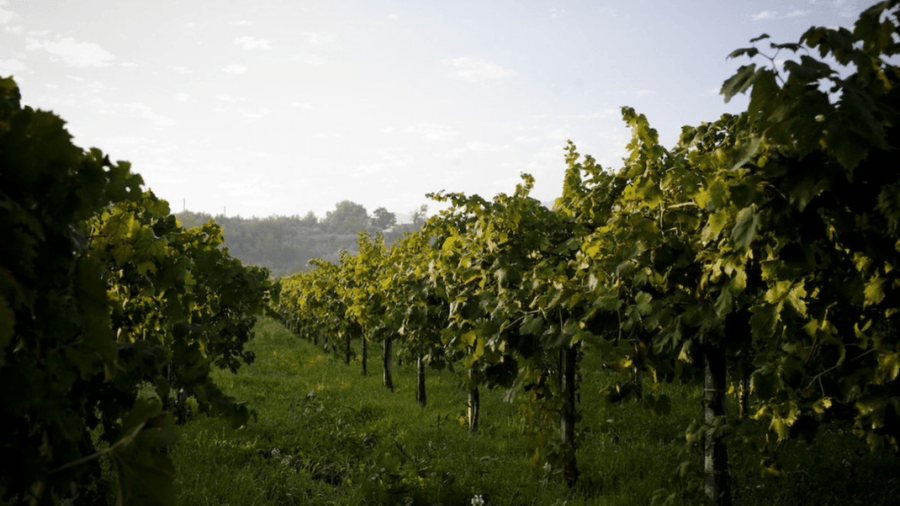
top-left (169, 319), bottom-right (900, 505)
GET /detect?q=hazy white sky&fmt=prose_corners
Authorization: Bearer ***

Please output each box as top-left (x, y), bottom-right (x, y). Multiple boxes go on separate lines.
top-left (0, 0), bottom-right (876, 219)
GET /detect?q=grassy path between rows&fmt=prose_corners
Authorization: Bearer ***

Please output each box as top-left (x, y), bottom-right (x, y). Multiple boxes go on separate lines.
top-left (170, 319), bottom-right (899, 505)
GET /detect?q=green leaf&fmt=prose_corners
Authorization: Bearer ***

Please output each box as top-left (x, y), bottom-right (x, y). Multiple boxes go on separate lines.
top-left (694, 186), bottom-right (712, 209)
top-left (562, 318), bottom-right (580, 339)
top-left (783, 54), bottom-right (835, 83)
top-left (571, 329), bottom-right (593, 345)
top-left (786, 282), bottom-right (808, 316)
top-left (751, 369), bottom-right (778, 399)
top-left (441, 235), bottom-right (459, 253)
top-left (771, 417), bottom-right (790, 440)
top-left (727, 47), bottom-right (759, 59)
top-left (714, 289), bottom-right (733, 317)
top-left (703, 210), bottom-right (730, 243)
top-left (812, 397), bottom-right (833, 416)
top-left (707, 179), bottom-right (729, 209)
top-left (730, 206), bottom-right (760, 249)
top-left (877, 182), bottom-right (900, 232)
top-left (114, 399), bottom-right (178, 505)
top-left (595, 287), bottom-right (621, 311)
top-left (864, 276), bottom-right (886, 307)
top-left (764, 280), bottom-right (808, 316)
top-left (750, 304), bottom-right (778, 342)
top-left (634, 291), bottom-right (652, 315)
top-left (770, 42), bottom-right (802, 52)
top-left (584, 239), bottom-right (602, 259)
top-left (770, 404), bottom-right (799, 441)
top-left (520, 314), bottom-right (544, 335)
top-left (829, 127), bottom-right (869, 174)
top-left (721, 64), bottom-right (759, 103)
top-left (876, 352), bottom-right (900, 384)
top-left (730, 136), bottom-right (762, 170)
top-left (785, 174), bottom-right (828, 211)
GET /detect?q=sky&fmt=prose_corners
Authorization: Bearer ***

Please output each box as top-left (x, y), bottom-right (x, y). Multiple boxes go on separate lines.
top-left (0, 0), bottom-right (879, 220)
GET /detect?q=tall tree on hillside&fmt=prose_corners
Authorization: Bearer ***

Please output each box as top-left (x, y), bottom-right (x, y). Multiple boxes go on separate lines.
top-left (299, 210), bottom-right (319, 228)
top-left (324, 200), bottom-right (369, 234)
top-left (370, 207), bottom-right (397, 230)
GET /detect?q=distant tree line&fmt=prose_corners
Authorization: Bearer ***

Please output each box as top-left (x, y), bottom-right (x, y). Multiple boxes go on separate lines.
top-left (175, 201), bottom-right (427, 277)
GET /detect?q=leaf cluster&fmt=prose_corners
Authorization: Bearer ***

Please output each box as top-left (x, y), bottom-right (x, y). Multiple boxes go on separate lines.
top-left (0, 77), bottom-right (278, 505)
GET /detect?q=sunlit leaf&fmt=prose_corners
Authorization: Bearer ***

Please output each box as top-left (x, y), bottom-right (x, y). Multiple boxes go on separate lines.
top-left (864, 276), bottom-right (886, 307)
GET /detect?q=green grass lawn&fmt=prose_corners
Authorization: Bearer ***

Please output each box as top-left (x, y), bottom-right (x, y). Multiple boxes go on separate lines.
top-left (169, 319), bottom-right (900, 505)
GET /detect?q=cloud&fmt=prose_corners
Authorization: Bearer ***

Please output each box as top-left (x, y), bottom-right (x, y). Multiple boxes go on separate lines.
top-left (175, 92), bottom-right (190, 102)
top-left (351, 149), bottom-right (413, 177)
top-left (26, 36), bottom-right (115, 67)
top-left (837, 0), bottom-right (858, 18)
top-left (386, 14), bottom-right (399, 21)
top-left (378, 149), bottom-right (413, 167)
top-left (465, 141), bottom-right (509, 152)
top-left (295, 55), bottom-right (325, 65)
top-left (215, 93), bottom-right (239, 103)
top-left (556, 110), bottom-right (617, 120)
top-left (404, 123), bottom-right (457, 142)
top-left (223, 63), bottom-right (248, 74)
top-left (212, 105), bottom-right (269, 121)
top-left (442, 57), bottom-right (516, 85)
top-left (0, 58), bottom-right (28, 75)
top-left (234, 36), bottom-right (271, 50)
top-left (97, 135), bottom-right (155, 147)
top-left (229, 20), bottom-right (252, 26)
top-left (0, 6), bottom-right (14, 24)
top-left (122, 103), bottom-right (175, 128)
top-left (446, 141), bottom-right (510, 159)
top-left (303, 32), bottom-right (335, 45)
top-left (541, 127), bottom-right (573, 141)
top-left (86, 80), bottom-right (109, 91)
top-left (119, 62), bottom-right (138, 68)
top-left (354, 164), bottom-right (386, 176)
top-left (312, 132), bottom-right (344, 139)
top-left (171, 66), bottom-right (193, 74)
top-left (596, 6), bottom-right (627, 20)
top-left (97, 135), bottom-right (179, 157)
top-left (290, 102), bottom-right (313, 109)
top-left (752, 9), bottom-right (810, 20)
